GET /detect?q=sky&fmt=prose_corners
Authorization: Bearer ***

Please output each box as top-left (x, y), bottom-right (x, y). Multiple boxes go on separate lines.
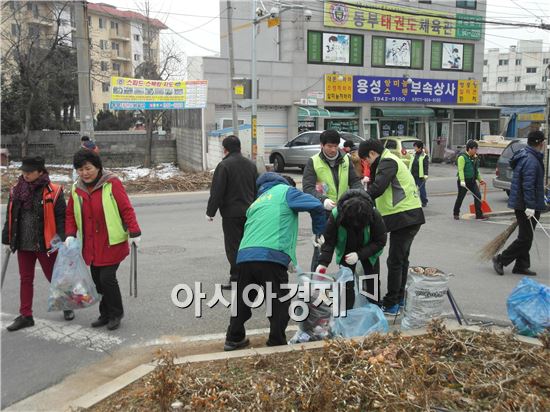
top-left (101, 0), bottom-right (550, 59)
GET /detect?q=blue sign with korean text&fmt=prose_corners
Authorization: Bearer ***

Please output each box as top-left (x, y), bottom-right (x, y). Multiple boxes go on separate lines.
top-left (353, 76), bottom-right (458, 104)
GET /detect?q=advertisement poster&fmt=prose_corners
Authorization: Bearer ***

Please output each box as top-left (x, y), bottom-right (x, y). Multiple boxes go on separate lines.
top-left (442, 43), bottom-right (463, 70)
top-left (322, 33), bottom-right (350, 64)
top-left (385, 38), bottom-right (411, 67)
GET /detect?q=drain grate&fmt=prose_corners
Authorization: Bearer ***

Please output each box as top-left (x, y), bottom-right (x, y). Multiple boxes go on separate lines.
top-left (139, 245), bottom-right (186, 255)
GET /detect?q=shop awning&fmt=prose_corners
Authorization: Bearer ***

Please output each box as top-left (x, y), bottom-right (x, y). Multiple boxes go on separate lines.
top-left (298, 107), bottom-right (331, 117)
top-left (374, 107), bottom-right (435, 117)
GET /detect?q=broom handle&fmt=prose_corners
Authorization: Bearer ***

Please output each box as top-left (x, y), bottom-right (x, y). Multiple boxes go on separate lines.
top-left (466, 186), bottom-right (483, 204)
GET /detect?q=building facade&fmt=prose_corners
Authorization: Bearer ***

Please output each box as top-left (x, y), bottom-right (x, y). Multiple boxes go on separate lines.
top-left (189, 0), bottom-right (496, 159)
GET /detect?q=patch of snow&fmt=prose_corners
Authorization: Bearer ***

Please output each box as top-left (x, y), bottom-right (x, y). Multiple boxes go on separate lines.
top-left (49, 174), bottom-right (72, 183)
top-left (154, 163), bottom-right (180, 179)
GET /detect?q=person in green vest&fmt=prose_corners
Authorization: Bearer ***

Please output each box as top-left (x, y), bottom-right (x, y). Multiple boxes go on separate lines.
top-left (224, 173), bottom-right (326, 351)
top-left (302, 129), bottom-right (362, 271)
top-left (453, 139), bottom-right (487, 220)
top-left (358, 139), bottom-right (425, 316)
top-left (316, 189), bottom-right (387, 310)
top-left (65, 150), bottom-right (141, 331)
top-left (409, 140), bottom-right (429, 207)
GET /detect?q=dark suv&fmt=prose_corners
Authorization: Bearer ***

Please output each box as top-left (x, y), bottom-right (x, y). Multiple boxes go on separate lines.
top-left (492, 139), bottom-right (527, 196)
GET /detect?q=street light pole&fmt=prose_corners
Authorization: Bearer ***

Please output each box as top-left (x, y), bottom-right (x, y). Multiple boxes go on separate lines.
top-left (250, 0), bottom-right (258, 160)
top-left (545, 64), bottom-right (550, 186)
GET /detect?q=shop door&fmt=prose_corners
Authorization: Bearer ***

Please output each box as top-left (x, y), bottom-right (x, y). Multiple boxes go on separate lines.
top-left (468, 121), bottom-right (481, 140)
top-left (451, 122), bottom-right (467, 148)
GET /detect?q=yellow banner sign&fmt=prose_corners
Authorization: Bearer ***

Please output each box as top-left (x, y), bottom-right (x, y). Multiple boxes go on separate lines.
top-left (325, 74), bottom-right (353, 102)
top-left (518, 113), bottom-right (545, 121)
top-left (457, 80), bottom-right (479, 104)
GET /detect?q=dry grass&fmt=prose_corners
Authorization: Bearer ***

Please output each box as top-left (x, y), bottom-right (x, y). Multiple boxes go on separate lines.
top-left (89, 320), bottom-right (550, 412)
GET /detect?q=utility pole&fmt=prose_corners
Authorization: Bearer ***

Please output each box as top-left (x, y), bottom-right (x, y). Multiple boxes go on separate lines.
top-left (250, 0), bottom-right (258, 160)
top-left (227, 1), bottom-right (239, 137)
top-left (74, 1), bottom-right (94, 137)
top-left (545, 64), bottom-right (550, 186)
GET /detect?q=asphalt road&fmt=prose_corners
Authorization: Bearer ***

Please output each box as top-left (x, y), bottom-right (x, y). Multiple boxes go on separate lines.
top-left (1, 163), bottom-right (549, 408)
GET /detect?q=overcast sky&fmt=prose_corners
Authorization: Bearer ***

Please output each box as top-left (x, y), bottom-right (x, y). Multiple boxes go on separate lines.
top-left (102, 0), bottom-right (550, 58)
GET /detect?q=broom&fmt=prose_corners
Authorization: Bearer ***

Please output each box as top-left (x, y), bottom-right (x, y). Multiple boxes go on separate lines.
top-left (478, 220), bottom-right (518, 261)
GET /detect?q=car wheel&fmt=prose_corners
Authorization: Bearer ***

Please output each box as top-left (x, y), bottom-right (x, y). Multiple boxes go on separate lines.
top-left (272, 154), bottom-right (285, 172)
top-left (505, 190), bottom-right (510, 197)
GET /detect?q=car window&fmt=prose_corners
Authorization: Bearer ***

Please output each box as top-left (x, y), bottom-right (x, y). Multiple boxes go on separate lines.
top-left (341, 133), bottom-right (363, 144)
top-left (291, 134), bottom-right (311, 146)
top-left (309, 133), bottom-right (321, 145)
top-left (401, 141), bottom-right (417, 150)
top-left (501, 141), bottom-right (526, 158)
top-left (385, 140), bottom-right (397, 149)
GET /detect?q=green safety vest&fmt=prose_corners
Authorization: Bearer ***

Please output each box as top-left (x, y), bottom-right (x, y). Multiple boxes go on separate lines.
top-left (457, 153), bottom-right (479, 180)
top-left (375, 150), bottom-right (421, 216)
top-left (331, 208), bottom-right (383, 266)
top-left (238, 184), bottom-right (299, 264)
top-left (311, 153), bottom-right (349, 202)
top-left (409, 153), bottom-right (426, 178)
top-left (71, 182), bottom-right (128, 246)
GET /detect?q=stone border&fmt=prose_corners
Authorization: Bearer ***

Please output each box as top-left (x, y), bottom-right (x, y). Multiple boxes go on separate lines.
top-left (68, 321), bottom-right (542, 410)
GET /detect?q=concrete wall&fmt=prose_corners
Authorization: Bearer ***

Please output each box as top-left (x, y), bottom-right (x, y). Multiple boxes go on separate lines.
top-left (173, 109), bottom-right (204, 171)
top-left (1, 131), bottom-right (176, 166)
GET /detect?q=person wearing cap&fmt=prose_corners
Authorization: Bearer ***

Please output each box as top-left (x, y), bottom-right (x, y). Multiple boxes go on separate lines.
top-left (65, 149), bottom-right (141, 330)
top-left (302, 129), bottom-right (362, 271)
top-left (409, 140), bottom-right (429, 207)
top-left (453, 139), bottom-right (487, 220)
top-left (492, 131), bottom-right (546, 277)
top-left (2, 156), bottom-right (74, 331)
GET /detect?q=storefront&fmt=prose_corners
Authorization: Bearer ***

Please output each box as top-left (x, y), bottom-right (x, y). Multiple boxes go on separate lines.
top-left (297, 106), bottom-right (360, 134)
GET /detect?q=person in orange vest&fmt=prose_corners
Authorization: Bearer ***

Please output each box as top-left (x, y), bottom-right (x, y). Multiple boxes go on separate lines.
top-left (2, 156), bottom-right (73, 331)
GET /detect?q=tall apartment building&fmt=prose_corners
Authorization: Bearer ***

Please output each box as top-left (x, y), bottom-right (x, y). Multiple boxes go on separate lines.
top-left (482, 39), bottom-right (550, 107)
top-left (1, 1), bottom-right (167, 118)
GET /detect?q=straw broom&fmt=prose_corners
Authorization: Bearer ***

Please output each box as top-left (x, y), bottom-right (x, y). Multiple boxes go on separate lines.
top-left (478, 220), bottom-right (518, 261)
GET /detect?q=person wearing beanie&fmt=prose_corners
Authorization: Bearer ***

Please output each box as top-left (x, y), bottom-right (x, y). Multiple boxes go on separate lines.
top-left (453, 139), bottom-right (487, 220)
top-left (317, 189), bottom-right (387, 309)
top-left (65, 149), bottom-right (141, 330)
top-left (492, 131), bottom-right (546, 277)
top-left (2, 156), bottom-right (74, 331)
top-left (302, 129), bottom-right (362, 271)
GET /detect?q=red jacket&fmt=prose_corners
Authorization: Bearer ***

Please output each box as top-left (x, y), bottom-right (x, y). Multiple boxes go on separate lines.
top-left (66, 172), bottom-right (141, 267)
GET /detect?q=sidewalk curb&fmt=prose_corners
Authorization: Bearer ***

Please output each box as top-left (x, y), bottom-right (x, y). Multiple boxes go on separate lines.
top-left (65, 321), bottom-right (541, 411)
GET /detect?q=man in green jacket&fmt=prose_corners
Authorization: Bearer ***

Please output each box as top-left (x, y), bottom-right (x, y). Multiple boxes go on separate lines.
top-left (453, 140), bottom-right (487, 220)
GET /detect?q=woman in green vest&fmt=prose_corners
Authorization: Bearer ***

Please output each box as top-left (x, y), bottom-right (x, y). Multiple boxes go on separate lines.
top-left (317, 190), bottom-right (387, 310)
top-left (65, 150), bottom-right (141, 331)
top-left (453, 139), bottom-right (487, 220)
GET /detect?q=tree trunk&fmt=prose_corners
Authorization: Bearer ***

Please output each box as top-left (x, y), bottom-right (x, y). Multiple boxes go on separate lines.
top-left (22, 90), bottom-right (34, 158)
top-left (144, 112), bottom-right (153, 167)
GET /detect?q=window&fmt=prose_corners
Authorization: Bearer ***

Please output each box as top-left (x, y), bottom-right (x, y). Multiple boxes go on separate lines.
top-left (482, 77), bottom-right (487, 82)
top-left (526, 67), bottom-right (536, 73)
top-left (111, 42), bottom-right (118, 50)
top-left (100, 61), bottom-right (108, 71)
top-left (543, 58), bottom-right (549, 64)
top-left (133, 34), bottom-right (140, 41)
top-left (385, 140), bottom-right (397, 150)
top-left (111, 21), bottom-right (118, 29)
top-left (498, 59), bottom-right (508, 66)
top-left (483, 59), bottom-right (487, 65)
top-left (99, 40), bottom-right (108, 49)
top-left (28, 24), bottom-right (40, 39)
top-left (9, 1), bottom-right (15, 10)
top-left (515, 59), bottom-right (521, 65)
top-left (497, 77), bottom-right (508, 83)
top-left (372, 36), bottom-right (424, 69)
top-left (102, 82), bottom-right (109, 92)
top-left (87, 16), bottom-right (91, 27)
top-left (91, 81), bottom-right (94, 91)
top-left (419, 0), bottom-right (431, 3)
top-left (456, 0), bottom-right (476, 9)
top-left (307, 31), bottom-right (364, 66)
top-left (525, 84), bottom-right (536, 91)
top-left (431, 41), bottom-right (474, 71)
top-left (133, 54), bottom-right (140, 61)
top-left (290, 134), bottom-right (312, 147)
top-left (98, 17), bottom-right (104, 29)
top-left (112, 62), bottom-right (121, 71)
top-left (515, 76), bottom-right (521, 82)
top-left (103, 103), bottom-right (109, 111)
top-left (26, 2), bottom-right (33, 11)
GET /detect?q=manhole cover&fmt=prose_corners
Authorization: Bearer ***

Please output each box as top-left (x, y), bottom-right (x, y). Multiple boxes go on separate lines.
top-left (139, 245), bottom-right (186, 255)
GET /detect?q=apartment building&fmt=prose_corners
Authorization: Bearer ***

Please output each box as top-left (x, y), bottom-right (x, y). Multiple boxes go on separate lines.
top-left (1, 1), bottom-right (167, 118)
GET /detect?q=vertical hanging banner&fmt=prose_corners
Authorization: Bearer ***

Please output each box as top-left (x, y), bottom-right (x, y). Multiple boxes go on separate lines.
top-left (110, 77), bottom-right (208, 110)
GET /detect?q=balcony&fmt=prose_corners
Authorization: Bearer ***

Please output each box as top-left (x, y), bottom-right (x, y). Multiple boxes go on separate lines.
top-left (110, 50), bottom-right (130, 62)
top-left (109, 28), bottom-right (130, 41)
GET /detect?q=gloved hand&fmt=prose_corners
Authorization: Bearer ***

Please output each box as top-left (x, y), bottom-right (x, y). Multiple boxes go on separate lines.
top-left (423, 175), bottom-right (429, 180)
top-left (3, 244), bottom-right (11, 253)
top-left (344, 252), bottom-right (359, 265)
top-left (130, 237), bottom-right (141, 246)
top-left (460, 181), bottom-right (466, 188)
top-left (525, 208), bottom-right (535, 219)
top-left (312, 234), bottom-right (325, 248)
top-left (361, 176), bottom-right (370, 185)
top-left (323, 199), bottom-right (336, 211)
top-left (64, 236), bottom-right (76, 248)
top-left (205, 214), bottom-right (214, 222)
top-left (315, 265), bottom-right (327, 274)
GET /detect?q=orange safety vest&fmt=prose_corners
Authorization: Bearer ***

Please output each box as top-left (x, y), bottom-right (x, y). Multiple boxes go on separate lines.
top-left (8, 183), bottom-right (63, 249)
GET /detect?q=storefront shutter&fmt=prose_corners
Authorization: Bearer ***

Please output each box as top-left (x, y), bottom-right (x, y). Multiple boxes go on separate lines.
top-left (411, 40), bottom-right (424, 69)
top-left (371, 37), bottom-right (385, 67)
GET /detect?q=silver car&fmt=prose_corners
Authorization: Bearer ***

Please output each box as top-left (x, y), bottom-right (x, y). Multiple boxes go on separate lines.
top-left (269, 131), bottom-right (364, 172)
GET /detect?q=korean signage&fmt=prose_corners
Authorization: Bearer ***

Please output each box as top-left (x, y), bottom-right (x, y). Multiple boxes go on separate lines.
top-left (110, 77), bottom-right (208, 110)
top-left (324, 1), bottom-right (483, 41)
top-left (324, 75), bottom-right (479, 104)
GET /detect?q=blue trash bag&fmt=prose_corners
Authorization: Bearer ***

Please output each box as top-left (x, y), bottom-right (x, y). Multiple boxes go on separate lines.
top-left (507, 277), bottom-right (550, 337)
top-left (330, 303), bottom-right (389, 338)
top-left (288, 267), bottom-right (354, 344)
top-left (48, 236), bottom-right (100, 311)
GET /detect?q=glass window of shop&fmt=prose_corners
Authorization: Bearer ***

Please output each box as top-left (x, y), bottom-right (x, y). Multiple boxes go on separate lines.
top-left (323, 108), bottom-right (360, 134)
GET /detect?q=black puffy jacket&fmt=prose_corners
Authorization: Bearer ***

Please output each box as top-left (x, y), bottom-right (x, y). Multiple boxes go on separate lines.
top-left (507, 146), bottom-right (545, 211)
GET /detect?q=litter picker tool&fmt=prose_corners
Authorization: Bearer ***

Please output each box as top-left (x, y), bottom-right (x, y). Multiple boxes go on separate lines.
top-left (129, 242), bottom-right (138, 297)
top-left (531, 215), bottom-right (550, 239)
top-left (1, 248), bottom-right (11, 289)
top-left (469, 181), bottom-right (492, 214)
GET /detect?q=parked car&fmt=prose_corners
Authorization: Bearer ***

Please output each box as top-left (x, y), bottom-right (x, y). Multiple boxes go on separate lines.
top-left (269, 131), bottom-right (364, 172)
top-left (379, 136), bottom-right (420, 167)
top-left (493, 138), bottom-right (527, 196)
